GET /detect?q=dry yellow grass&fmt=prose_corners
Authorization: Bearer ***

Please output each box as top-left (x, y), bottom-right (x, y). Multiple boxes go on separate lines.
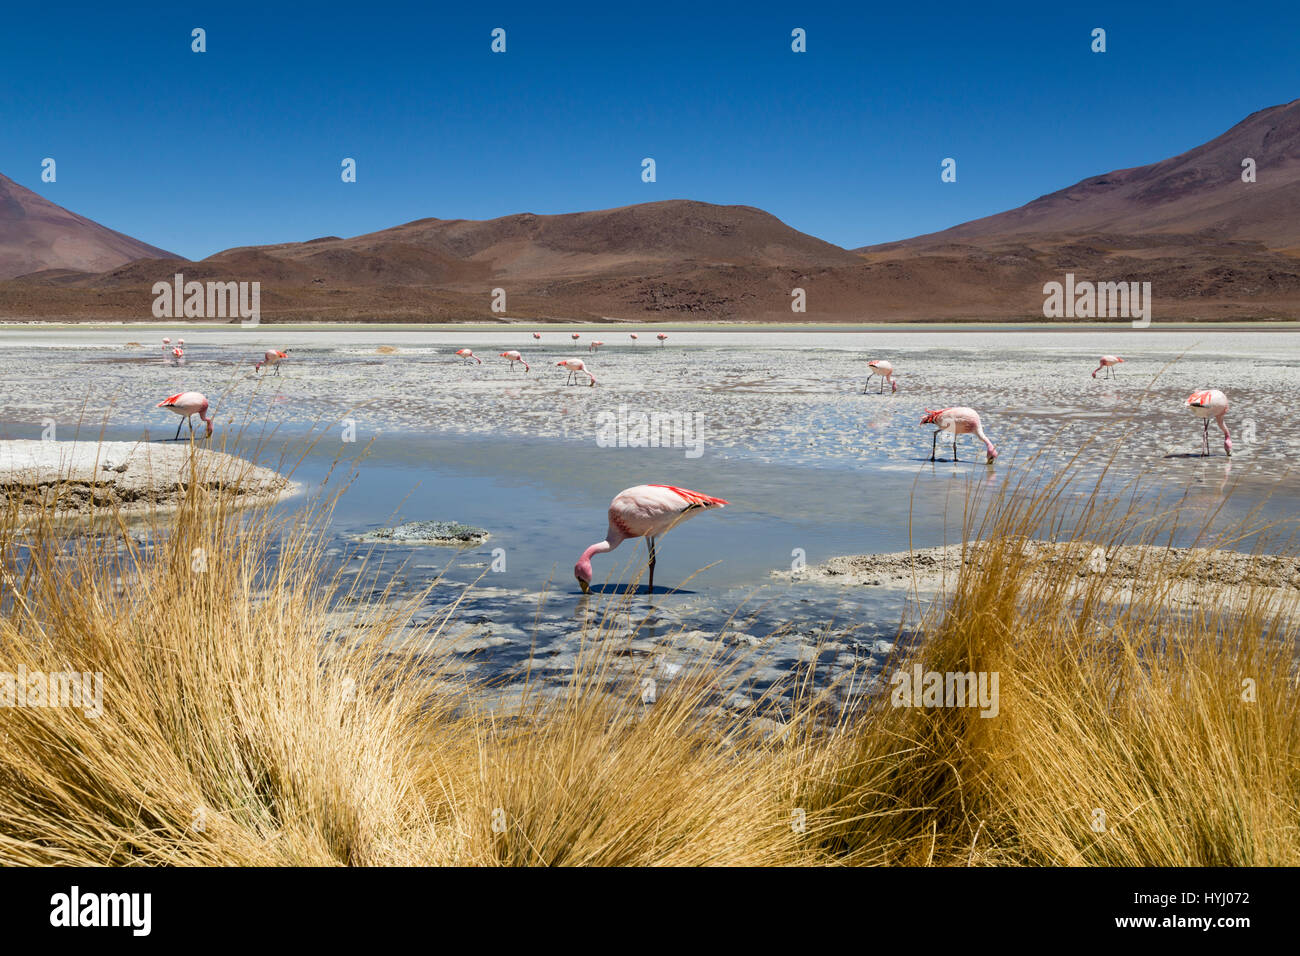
top-left (0, 438), bottom-right (1296, 866)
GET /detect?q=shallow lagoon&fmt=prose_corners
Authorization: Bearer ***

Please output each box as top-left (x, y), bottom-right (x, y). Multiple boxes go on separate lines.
top-left (2, 326), bottom-right (1297, 695)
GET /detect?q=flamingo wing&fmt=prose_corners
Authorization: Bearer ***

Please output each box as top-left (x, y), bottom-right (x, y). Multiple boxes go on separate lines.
top-left (608, 485), bottom-right (728, 539)
top-left (648, 484), bottom-right (730, 508)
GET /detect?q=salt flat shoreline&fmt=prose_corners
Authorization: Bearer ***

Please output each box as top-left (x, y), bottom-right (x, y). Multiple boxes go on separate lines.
top-left (0, 440), bottom-right (298, 516)
top-left (4, 319), bottom-right (1300, 333)
top-left (794, 540), bottom-right (1300, 611)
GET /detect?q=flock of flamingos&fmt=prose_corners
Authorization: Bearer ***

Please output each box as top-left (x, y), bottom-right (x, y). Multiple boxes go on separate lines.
top-left (148, 335), bottom-right (1235, 595)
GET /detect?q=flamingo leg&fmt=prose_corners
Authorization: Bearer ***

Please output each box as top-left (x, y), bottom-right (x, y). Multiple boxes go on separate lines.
top-left (878, 377), bottom-right (885, 394)
top-left (1203, 419), bottom-right (1210, 456)
top-left (952, 435), bottom-right (959, 462)
top-left (647, 536), bottom-right (657, 594)
top-left (173, 418), bottom-right (184, 441)
top-left (931, 431), bottom-right (940, 461)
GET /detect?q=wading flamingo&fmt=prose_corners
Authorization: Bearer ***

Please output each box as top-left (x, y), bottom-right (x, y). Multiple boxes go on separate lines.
top-left (864, 359), bottom-right (898, 394)
top-left (500, 350), bottom-right (530, 372)
top-left (533, 332), bottom-right (542, 340)
top-left (571, 332), bottom-right (581, 342)
top-left (589, 340), bottom-right (604, 353)
top-left (630, 333), bottom-right (639, 342)
top-left (557, 358), bottom-right (596, 386)
top-left (157, 391), bottom-right (213, 440)
top-left (1092, 355), bottom-right (1124, 379)
top-left (171, 347), bottom-right (184, 364)
top-left (575, 484), bottom-right (729, 594)
top-left (1186, 389), bottom-right (1232, 456)
top-left (920, 407), bottom-right (997, 463)
top-left (255, 349), bottom-right (289, 374)
top-left (455, 348), bottom-right (481, 365)
top-left (161, 337), bottom-right (171, 360)
top-left (657, 333), bottom-right (668, 346)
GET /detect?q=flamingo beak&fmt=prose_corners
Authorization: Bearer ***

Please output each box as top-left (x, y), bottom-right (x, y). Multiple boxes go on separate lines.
top-left (578, 578), bottom-right (590, 595)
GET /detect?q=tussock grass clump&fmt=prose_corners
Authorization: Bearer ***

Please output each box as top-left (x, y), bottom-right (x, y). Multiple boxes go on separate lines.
top-left (0, 440), bottom-right (1297, 866)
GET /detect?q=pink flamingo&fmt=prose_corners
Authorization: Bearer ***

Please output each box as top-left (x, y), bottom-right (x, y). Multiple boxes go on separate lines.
top-left (161, 337), bottom-right (171, 361)
top-left (1186, 389), bottom-right (1231, 456)
top-left (255, 349), bottom-right (289, 374)
top-left (571, 332), bottom-right (581, 341)
top-left (630, 333), bottom-right (639, 342)
top-left (177, 338), bottom-right (185, 347)
top-left (589, 340), bottom-right (604, 353)
top-left (171, 346), bottom-right (184, 364)
top-left (455, 348), bottom-right (481, 365)
top-left (557, 358), bottom-right (596, 386)
top-left (157, 391), bottom-right (213, 440)
top-left (864, 359), bottom-right (898, 394)
top-left (533, 332), bottom-right (542, 340)
top-left (657, 333), bottom-right (668, 346)
top-left (1092, 355), bottom-right (1124, 379)
top-left (500, 350), bottom-right (530, 372)
top-left (920, 407), bottom-right (997, 463)
top-left (575, 484), bottom-right (729, 594)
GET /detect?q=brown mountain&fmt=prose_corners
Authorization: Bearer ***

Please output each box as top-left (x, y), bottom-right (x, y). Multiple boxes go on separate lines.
top-left (854, 98), bottom-right (1300, 320)
top-left (0, 200), bottom-right (863, 321)
top-left (0, 173), bottom-right (178, 280)
top-left (870, 99), bottom-right (1300, 251)
top-left (5, 100), bottom-right (1300, 322)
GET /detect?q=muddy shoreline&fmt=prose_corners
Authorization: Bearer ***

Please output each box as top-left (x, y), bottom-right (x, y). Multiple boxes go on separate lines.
top-left (791, 539), bottom-right (1300, 611)
top-left (0, 440), bottom-right (297, 516)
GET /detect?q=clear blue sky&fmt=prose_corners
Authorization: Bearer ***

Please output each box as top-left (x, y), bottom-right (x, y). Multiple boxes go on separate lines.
top-left (3, 1), bottom-right (1297, 260)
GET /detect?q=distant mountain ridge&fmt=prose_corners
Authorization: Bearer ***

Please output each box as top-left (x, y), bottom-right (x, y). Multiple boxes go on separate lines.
top-left (863, 98), bottom-right (1300, 252)
top-left (4, 100), bottom-right (1300, 320)
top-left (0, 173), bottom-right (178, 280)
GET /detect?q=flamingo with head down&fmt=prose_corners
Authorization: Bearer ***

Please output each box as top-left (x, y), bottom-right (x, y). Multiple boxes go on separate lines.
top-left (157, 391), bottom-right (213, 440)
top-left (455, 348), bottom-right (481, 365)
top-left (920, 407), bottom-right (997, 464)
top-left (500, 350), bottom-right (530, 372)
top-left (1092, 355), bottom-right (1124, 379)
top-left (864, 360), bottom-right (898, 394)
top-left (1186, 389), bottom-right (1231, 456)
top-left (575, 484), bottom-right (729, 594)
top-left (557, 358), bottom-right (596, 386)
top-left (255, 349), bottom-right (290, 374)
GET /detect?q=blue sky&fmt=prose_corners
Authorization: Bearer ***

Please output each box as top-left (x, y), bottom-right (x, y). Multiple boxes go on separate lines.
top-left (3, 1), bottom-right (1297, 260)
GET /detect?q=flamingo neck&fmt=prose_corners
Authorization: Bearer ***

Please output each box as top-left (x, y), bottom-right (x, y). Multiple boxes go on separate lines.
top-left (582, 540), bottom-right (613, 563)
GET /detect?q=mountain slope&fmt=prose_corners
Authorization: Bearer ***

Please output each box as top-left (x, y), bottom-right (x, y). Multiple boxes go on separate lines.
top-left (0, 173), bottom-right (179, 279)
top-left (865, 98), bottom-right (1300, 252)
top-left (208, 200), bottom-right (862, 283)
top-left (6, 99), bottom-right (1300, 323)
